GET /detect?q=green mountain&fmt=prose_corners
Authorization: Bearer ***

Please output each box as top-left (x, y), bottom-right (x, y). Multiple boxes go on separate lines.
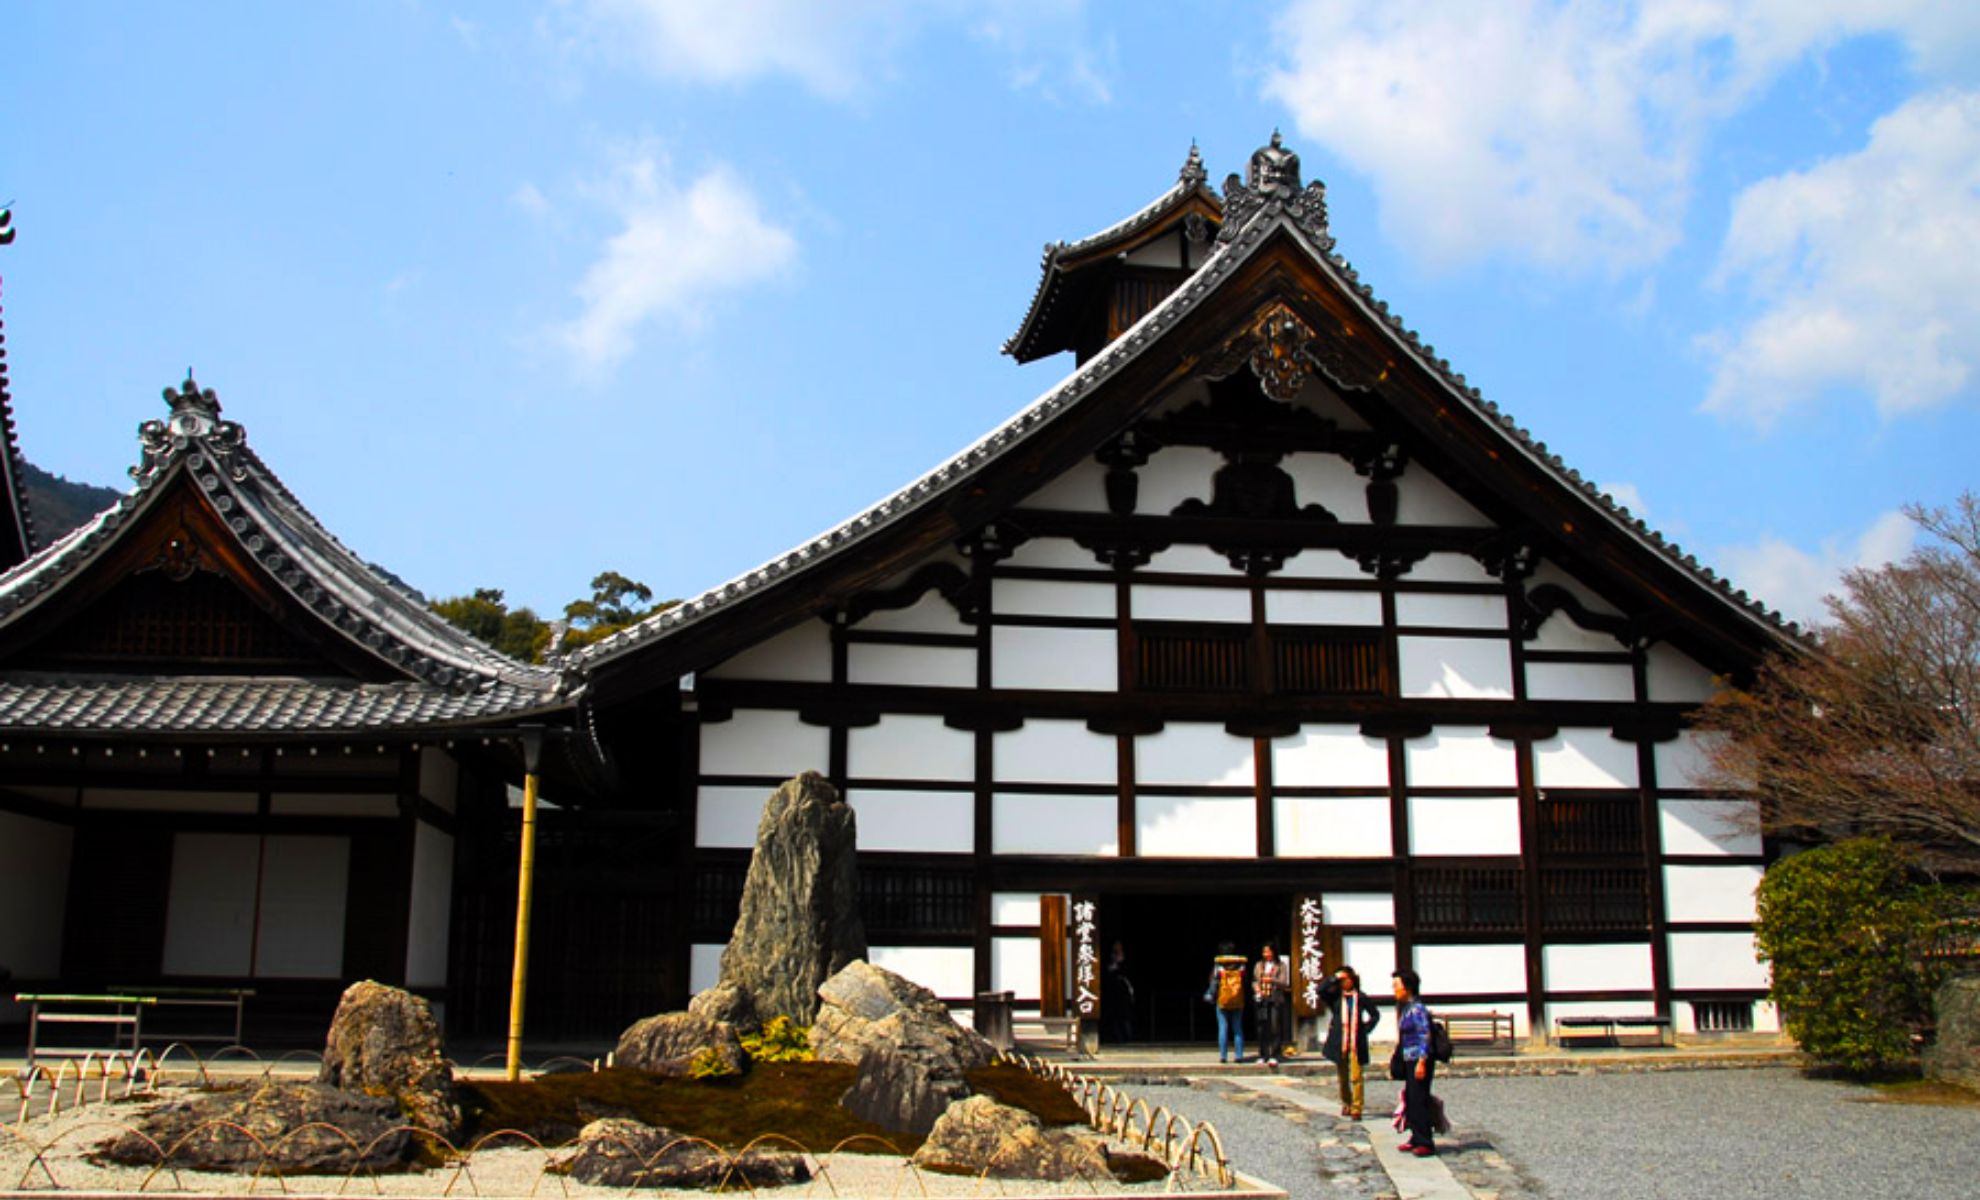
top-left (20, 460), bottom-right (122, 546)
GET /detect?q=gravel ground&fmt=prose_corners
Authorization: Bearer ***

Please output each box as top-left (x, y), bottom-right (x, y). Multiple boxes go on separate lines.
top-left (1127, 1082), bottom-right (1388, 1199)
top-left (1437, 1067), bottom-right (1980, 1200)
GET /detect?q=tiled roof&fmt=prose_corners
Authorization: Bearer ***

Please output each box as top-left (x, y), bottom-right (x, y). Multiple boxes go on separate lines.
top-left (0, 672), bottom-right (565, 736)
top-left (0, 376), bottom-right (571, 733)
top-left (0, 209), bottom-right (36, 570)
top-left (579, 137), bottom-right (1801, 669)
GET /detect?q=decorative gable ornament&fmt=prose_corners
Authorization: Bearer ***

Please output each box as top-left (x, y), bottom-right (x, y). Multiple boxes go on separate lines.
top-left (1219, 130), bottom-right (1333, 251)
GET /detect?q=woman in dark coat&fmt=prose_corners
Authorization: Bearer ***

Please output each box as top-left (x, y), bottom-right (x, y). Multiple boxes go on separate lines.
top-left (1319, 965), bottom-right (1381, 1119)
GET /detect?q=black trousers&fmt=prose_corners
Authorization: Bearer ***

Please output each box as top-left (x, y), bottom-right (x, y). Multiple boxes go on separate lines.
top-left (1402, 1058), bottom-right (1437, 1148)
top-left (1257, 996), bottom-right (1289, 1057)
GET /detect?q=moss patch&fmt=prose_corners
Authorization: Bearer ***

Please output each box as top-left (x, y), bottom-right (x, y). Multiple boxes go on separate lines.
top-left (1863, 1078), bottom-right (1980, 1107)
top-left (962, 1062), bottom-right (1089, 1126)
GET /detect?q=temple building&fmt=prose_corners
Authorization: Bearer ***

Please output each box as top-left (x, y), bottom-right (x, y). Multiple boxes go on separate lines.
top-left (1, 137), bottom-right (1794, 1046)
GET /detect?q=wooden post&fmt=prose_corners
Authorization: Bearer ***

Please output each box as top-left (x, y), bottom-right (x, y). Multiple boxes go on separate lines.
top-left (1040, 895), bottom-right (1068, 1019)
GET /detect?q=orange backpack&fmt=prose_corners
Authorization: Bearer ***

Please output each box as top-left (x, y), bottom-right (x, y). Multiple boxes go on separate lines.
top-left (1215, 966), bottom-right (1245, 1010)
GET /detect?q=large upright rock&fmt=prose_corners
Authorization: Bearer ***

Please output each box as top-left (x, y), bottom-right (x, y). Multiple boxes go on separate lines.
top-left (715, 772), bottom-right (866, 1024)
top-left (319, 980), bottom-right (461, 1140)
top-left (1925, 976), bottom-right (1980, 1091)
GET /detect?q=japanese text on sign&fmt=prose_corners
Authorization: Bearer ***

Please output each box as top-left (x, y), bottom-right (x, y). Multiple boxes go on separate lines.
top-left (1299, 896), bottom-right (1324, 1011)
top-left (1072, 897), bottom-right (1100, 1018)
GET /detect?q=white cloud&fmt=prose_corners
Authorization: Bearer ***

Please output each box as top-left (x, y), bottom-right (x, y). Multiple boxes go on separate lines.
top-left (1713, 509), bottom-right (1915, 627)
top-left (1260, 1), bottom-right (1980, 275)
top-left (1601, 481), bottom-right (1648, 519)
top-left (1702, 89), bottom-right (1980, 425)
top-left (512, 182), bottom-right (552, 220)
top-left (558, 153), bottom-right (797, 375)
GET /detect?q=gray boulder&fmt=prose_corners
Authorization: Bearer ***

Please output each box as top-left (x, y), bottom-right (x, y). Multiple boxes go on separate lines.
top-left (96, 1082), bottom-right (412, 1173)
top-left (841, 1042), bottom-right (970, 1136)
top-left (687, 982), bottom-right (759, 1032)
top-left (553, 1118), bottom-right (810, 1189)
top-left (812, 960), bottom-right (995, 1074)
top-left (616, 1011), bottom-right (747, 1077)
top-left (715, 772), bottom-right (866, 1025)
top-left (910, 1096), bottom-right (1112, 1181)
top-left (1925, 976), bottom-right (1980, 1092)
top-left (318, 980), bottom-right (461, 1139)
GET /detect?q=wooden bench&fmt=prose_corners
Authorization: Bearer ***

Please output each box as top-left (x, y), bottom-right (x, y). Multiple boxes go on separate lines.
top-left (1011, 1011), bottom-right (1083, 1054)
top-left (112, 985), bottom-right (253, 1047)
top-left (1440, 1009), bottom-right (1517, 1054)
top-left (15, 993), bottom-right (155, 1066)
top-left (1555, 1014), bottom-right (1674, 1048)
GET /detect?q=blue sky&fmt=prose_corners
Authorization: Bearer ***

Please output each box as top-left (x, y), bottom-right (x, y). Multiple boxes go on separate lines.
top-left (5, 1), bottom-right (1976, 627)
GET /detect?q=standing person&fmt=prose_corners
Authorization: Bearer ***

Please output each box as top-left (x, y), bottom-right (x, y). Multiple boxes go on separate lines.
top-left (1391, 968), bottom-right (1437, 1156)
top-left (1252, 942), bottom-right (1290, 1067)
top-left (1319, 966), bottom-right (1381, 1119)
top-left (1102, 940), bottom-right (1136, 1044)
top-left (1206, 943), bottom-right (1248, 1063)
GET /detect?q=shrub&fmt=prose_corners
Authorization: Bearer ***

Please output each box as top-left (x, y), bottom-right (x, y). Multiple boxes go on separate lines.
top-left (1755, 838), bottom-right (1959, 1074)
top-left (740, 1015), bottom-right (813, 1063)
top-left (687, 1047), bottom-right (741, 1080)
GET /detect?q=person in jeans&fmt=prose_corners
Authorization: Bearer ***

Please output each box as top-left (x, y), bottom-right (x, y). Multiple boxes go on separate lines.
top-left (1207, 943), bottom-right (1248, 1063)
top-left (1252, 942), bottom-right (1290, 1067)
top-left (1391, 968), bottom-right (1437, 1156)
top-left (1320, 965), bottom-right (1380, 1118)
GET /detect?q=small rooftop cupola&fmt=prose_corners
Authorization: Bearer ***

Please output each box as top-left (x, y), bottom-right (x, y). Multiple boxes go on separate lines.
top-left (1004, 143), bottom-right (1224, 365)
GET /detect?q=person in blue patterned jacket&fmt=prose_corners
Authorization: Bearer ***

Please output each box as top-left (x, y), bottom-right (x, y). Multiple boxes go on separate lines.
top-left (1391, 968), bottom-right (1437, 1156)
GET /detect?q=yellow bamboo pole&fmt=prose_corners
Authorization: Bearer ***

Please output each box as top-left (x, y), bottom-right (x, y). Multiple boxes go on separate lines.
top-left (505, 732), bottom-right (544, 1082)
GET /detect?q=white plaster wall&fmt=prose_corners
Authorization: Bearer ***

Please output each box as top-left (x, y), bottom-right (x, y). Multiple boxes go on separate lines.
top-left (1528, 662), bottom-right (1637, 703)
top-left (703, 621), bottom-right (833, 682)
top-left (1131, 584), bottom-right (1250, 623)
top-left (418, 748), bottom-right (460, 812)
top-left (1756, 1000), bottom-right (1782, 1033)
top-left (1395, 593), bottom-right (1508, 629)
top-left (870, 946), bottom-right (975, 1000)
top-left (848, 714), bottom-right (975, 781)
top-left (1393, 470), bottom-right (1491, 526)
top-left (1275, 548), bottom-right (1368, 580)
top-left (1282, 452), bottom-right (1368, 519)
top-left (1411, 554), bottom-right (1501, 585)
top-left (0, 811), bottom-right (72, 978)
top-left (1664, 864), bottom-right (1763, 923)
top-left (1667, 931), bottom-right (1769, 990)
top-left (1408, 795), bottom-right (1521, 856)
top-left (1136, 795), bottom-right (1256, 857)
top-left (1646, 643), bottom-right (1719, 703)
top-left (1405, 727), bottom-right (1517, 787)
top-left (1136, 446), bottom-right (1224, 515)
top-left (991, 626), bottom-right (1117, 691)
top-left (993, 579), bottom-right (1115, 619)
top-left (1414, 943), bottom-right (1526, 994)
top-left (1123, 236), bottom-right (1183, 268)
top-left (253, 836), bottom-right (350, 979)
top-left (1654, 731), bottom-right (1725, 790)
top-left (1526, 611), bottom-right (1628, 654)
top-left (1019, 457), bottom-right (1110, 513)
top-left (848, 643), bottom-right (976, 688)
top-left (83, 789), bottom-right (256, 814)
top-left (405, 823), bottom-right (453, 988)
top-left (162, 833), bottom-right (258, 977)
top-left (845, 789), bottom-right (974, 853)
top-left (994, 720), bottom-right (1117, 785)
top-left (991, 893), bottom-right (1042, 926)
top-left (1273, 724), bottom-right (1391, 787)
top-left (1001, 536), bottom-right (1104, 571)
top-left (700, 710), bottom-right (829, 777)
top-left (993, 936), bottom-right (1043, 1000)
top-left (1145, 544), bottom-right (1240, 575)
top-left (690, 944), bottom-right (725, 994)
top-left (697, 785), bottom-right (776, 848)
top-left (1534, 729), bottom-right (1640, 789)
top-left (993, 794), bottom-right (1119, 855)
top-left (1398, 637), bottom-right (1514, 699)
top-left (1542, 943), bottom-right (1653, 992)
top-left (1326, 895), bottom-right (1397, 926)
top-left (1135, 724), bottom-right (1255, 786)
top-left (1659, 799), bottom-right (1763, 856)
top-left (855, 592), bottom-right (968, 635)
top-left (1276, 795), bottom-right (1392, 857)
top-left (1264, 589), bottom-right (1383, 626)
top-left (1341, 934), bottom-right (1400, 1040)
top-left (269, 795), bottom-right (399, 818)
top-left (1530, 562), bottom-right (1623, 615)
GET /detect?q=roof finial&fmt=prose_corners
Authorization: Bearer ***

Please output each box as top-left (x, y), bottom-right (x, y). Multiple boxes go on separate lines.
top-left (162, 370), bottom-right (224, 432)
top-left (1248, 130), bottom-right (1301, 198)
top-left (1179, 140), bottom-right (1208, 188)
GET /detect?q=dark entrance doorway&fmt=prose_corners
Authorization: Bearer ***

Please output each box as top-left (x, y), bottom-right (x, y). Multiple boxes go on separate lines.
top-left (1097, 891), bottom-right (1290, 1046)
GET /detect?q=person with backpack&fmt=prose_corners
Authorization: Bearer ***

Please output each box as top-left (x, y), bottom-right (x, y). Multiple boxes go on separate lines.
top-left (1320, 965), bottom-right (1381, 1118)
top-left (1390, 967), bottom-right (1439, 1156)
top-left (1206, 943), bottom-right (1249, 1063)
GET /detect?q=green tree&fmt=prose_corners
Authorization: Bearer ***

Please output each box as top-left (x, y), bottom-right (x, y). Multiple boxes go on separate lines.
top-left (1754, 838), bottom-right (1961, 1074)
top-left (429, 587), bottom-right (552, 662)
top-left (560, 571), bottom-right (677, 653)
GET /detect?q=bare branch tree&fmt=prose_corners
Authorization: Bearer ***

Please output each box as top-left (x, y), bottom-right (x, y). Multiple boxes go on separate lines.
top-left (1696, 493), bottom-right (1980, 874)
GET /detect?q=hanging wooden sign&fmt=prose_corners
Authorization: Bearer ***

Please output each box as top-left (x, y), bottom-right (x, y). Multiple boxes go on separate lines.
top-left (1070, 893), bottom-right (1101, 1021)
top-left (1292, 893), bottom-right (1326, 1019)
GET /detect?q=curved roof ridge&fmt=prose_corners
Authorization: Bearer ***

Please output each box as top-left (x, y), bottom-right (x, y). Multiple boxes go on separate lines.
top-left (0, 209), bottom-right (38, 567)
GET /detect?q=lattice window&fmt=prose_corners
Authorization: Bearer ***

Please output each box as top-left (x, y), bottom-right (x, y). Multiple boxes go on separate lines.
top-left (1273, 631), bottom-right (1385, 695)
top-left (690, 863), bottom-right (747, 936)
top-left (1540, 866), bottom-right (1648, 932)
top-left (1537, 796), bottom-right (1643, 855)
top-left (1109, 277), bottom-right (1180, 341)
top-left (1137, 626), bottom-right (1249, 692)
top-left (1413, 866), bottom-right (1524, 934)
top-left (860, 865), bottom-right (974, 938)
top-left (1692, 1000), bottom-right (1754, 1033)
top-left (30, 571), bottom-right (322, 668)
